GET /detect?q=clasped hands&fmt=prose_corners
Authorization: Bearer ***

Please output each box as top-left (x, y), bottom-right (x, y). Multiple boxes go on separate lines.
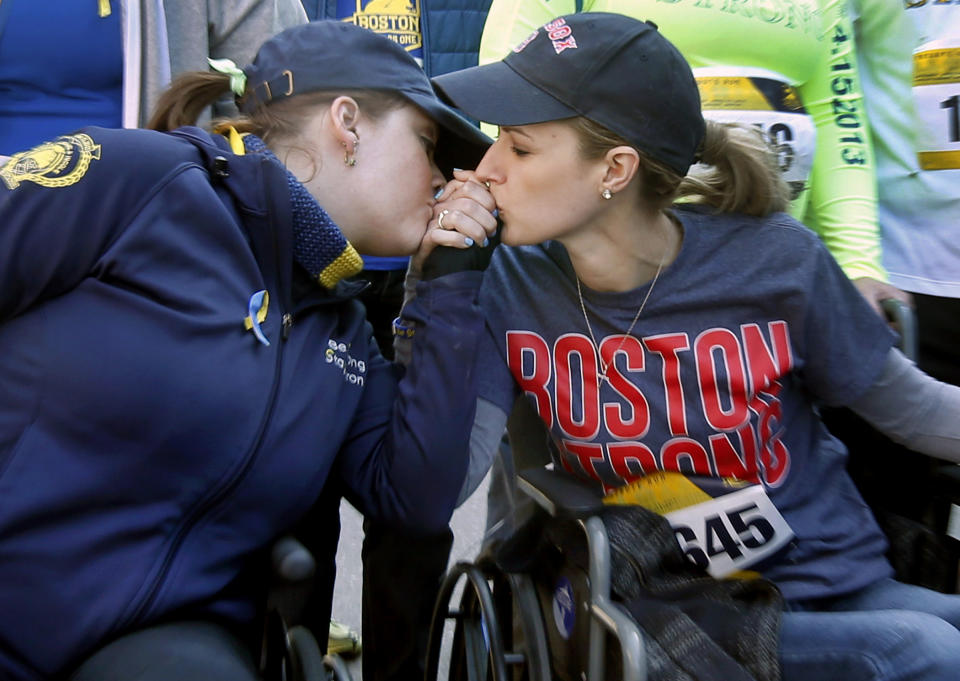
top-left (412, 170), bottom-right (499, 277)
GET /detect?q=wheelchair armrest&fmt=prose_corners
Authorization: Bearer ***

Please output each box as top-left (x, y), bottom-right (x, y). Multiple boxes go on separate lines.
top-left (881, 298), bottom-right (918, 362)
top-left (517, 466), bottom-right (605, 519)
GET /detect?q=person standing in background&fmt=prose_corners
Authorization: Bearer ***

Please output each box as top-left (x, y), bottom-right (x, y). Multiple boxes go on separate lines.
top-left (302, 0), bottom-right (491, 76)
top-left (825, 0), bottom-right (960, 592)
top-left (476, 0), bottom-right (910, 316)
top-left (300, 3), bottom-right (493, 679)
top-left (0, 0), bottom-right (307, 156)
top-left (853, 0), bottom-right (960, 387)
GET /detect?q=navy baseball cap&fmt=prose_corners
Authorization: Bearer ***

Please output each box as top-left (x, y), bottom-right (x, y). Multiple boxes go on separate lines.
top-left (431, 13), bottom-right (705, 177)
top-left (239, 20), bottom-right (490, 174)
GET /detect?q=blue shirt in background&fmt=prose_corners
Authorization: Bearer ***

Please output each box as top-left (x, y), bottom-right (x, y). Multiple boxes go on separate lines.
top-left (0, 0), bottom-right (123, 155)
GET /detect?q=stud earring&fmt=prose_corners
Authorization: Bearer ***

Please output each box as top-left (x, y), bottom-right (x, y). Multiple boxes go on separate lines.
top-left (601, 188), bottom-right (613, 200)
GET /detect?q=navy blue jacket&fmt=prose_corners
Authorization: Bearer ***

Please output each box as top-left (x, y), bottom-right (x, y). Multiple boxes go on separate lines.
top-left (302, 0), bottom-right (493, 77)
top-left (0, 127), bottom-right (482, 680)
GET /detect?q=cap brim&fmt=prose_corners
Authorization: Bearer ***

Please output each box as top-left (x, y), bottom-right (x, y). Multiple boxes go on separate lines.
top-left (431, 61), bottom-right (579, 127)
top-left (405, 91), bottom-right (493, 178)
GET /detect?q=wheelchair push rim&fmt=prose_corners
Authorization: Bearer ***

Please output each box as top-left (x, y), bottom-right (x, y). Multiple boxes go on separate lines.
top-left (426, 561), bottom-right (550, 681)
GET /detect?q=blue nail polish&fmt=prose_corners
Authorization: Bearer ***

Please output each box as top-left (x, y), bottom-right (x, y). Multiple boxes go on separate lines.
top-left (434, 187), bottom-right (444, 199)
top-left (464, 237), bottom-right (475, 246)
top-left (492, 209), bottom-right (499, 218)
top-left (482, 237), bottom-right (490, 247)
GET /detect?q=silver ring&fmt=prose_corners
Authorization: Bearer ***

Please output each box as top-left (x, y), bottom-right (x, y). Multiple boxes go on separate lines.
top-left (438, 209), bottom-right (450, 229)
top-left (484, 181), bottom-right (491, 189)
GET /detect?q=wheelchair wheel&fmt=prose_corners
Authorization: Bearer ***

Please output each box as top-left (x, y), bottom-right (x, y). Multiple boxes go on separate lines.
top-left (285, 626), bottom-right (324, 681)
top-left (321, 650), bottom-right (355, 681)
top-left (426, 561), bottom-right (550, 681)
top-left (284, 625), bottom-right (354, 681)
top-left (502, 573), bottom-right (550, 681)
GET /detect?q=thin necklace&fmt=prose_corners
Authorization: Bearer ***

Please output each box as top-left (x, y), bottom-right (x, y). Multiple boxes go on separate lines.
top-left (575, 248), bottom-right (666, 386)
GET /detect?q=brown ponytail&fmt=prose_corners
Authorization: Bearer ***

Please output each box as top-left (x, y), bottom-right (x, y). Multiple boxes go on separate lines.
top-left (147, 72), bottom-right (236, 132)
top-left (569, 117), bottom-right (789, 217)
top-left (678, 121), bottom-right (789, 217)
top-left (147, 72), bottom-right (407, 149)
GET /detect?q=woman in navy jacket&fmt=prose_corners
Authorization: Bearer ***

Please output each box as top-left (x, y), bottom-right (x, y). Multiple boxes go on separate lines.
top-left (0, 20), bottom-right (494, 681)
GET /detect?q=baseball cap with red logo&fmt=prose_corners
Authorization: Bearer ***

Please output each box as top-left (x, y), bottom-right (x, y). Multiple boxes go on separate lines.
top-left (431, 12), bottom-right (704, 177)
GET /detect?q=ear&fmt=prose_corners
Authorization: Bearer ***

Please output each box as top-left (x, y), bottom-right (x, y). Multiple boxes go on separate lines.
top-left (600, 145), bottom-right (641, 195)
top-left (327, 95), bottom-right (362, 148)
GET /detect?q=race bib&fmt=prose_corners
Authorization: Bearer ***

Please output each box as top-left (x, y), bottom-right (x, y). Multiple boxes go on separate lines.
top-left (695, 67), bottom-right (815, 200)
top-left (913, 40), bottom-right (960, 170)
top-left (604, 471), bottom-right (794, 579)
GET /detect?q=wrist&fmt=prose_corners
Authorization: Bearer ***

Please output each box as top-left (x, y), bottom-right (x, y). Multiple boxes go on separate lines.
top-left (392, 316), bottom-right (416, 339)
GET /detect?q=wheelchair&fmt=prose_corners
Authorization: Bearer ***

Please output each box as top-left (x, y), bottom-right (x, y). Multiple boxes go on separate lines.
top-left (426, 299), bottom-right (959, 681)
top-left (260, 535), bottom-right (354, 681)
top-left (425, 463), bottom-right (647, 681)
top-left (65, 533), bottom-right (351, 681)
top-left (824, 299), bottom-right (960, 594)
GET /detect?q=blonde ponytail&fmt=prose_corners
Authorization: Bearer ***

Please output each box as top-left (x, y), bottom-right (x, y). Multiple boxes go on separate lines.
top-left (569, 117), bottom-right (789, 218)
top-left (678, 121), bottom-right (789, 217)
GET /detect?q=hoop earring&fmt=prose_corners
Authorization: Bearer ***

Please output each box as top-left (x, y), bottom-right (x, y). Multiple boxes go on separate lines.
top-left (601, 188), bottom-right (613, 200)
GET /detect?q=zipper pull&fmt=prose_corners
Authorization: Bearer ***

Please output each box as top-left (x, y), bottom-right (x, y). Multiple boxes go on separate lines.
top-left (282, 313), bottom-right (293, 340)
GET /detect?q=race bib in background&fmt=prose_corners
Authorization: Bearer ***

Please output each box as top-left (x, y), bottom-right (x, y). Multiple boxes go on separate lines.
top-left (913, 38), bottom-right (960, 169)
top-left (696, 66), bottom-right (815, 200)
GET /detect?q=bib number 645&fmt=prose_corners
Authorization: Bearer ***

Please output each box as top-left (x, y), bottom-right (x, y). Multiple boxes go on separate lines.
top-left (665, 486), bottom-right (794, 578)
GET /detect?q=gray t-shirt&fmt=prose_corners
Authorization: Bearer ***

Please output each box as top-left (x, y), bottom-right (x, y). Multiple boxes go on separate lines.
top-left (477, 205), bottom-right (896, 601)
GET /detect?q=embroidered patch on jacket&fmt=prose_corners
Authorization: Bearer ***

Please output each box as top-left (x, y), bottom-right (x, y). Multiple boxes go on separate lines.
top-left (1, 134), bottom-right (102, 190)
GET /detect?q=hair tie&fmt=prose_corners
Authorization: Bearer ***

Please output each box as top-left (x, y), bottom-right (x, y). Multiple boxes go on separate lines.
top-left (208, 58), bottom-right (248, 97)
